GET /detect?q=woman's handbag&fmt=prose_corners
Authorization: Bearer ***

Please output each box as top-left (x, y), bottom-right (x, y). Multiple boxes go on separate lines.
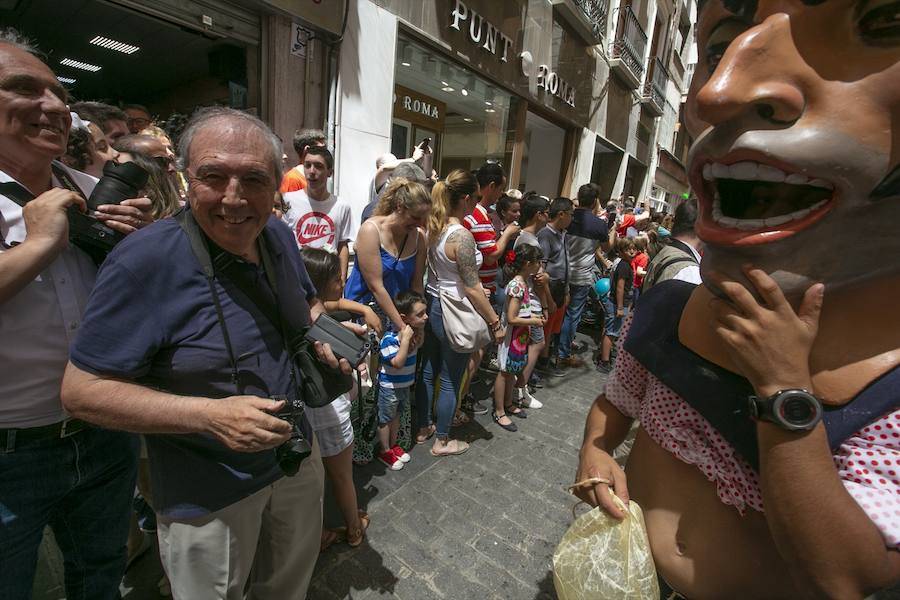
top-left (439, 290), bottom-right (491, 354)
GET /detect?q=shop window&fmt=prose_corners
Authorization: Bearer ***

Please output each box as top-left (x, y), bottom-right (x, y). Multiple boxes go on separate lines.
top-left (392, 36), bottom-right (516, 177)
top-left (519, 111), bottom-right (567, 196)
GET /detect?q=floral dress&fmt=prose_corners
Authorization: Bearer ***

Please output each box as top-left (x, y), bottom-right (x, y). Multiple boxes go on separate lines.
top-left (497, 276), bottom-right (532, 375)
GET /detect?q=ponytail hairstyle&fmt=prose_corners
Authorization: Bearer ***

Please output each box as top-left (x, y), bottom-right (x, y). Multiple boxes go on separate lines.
top-left (374, 177), bottom-right (431, 217)
top-left (502, 243), bottom-right (543, 282)
top-left (426, 169), bottom-right (478, 244)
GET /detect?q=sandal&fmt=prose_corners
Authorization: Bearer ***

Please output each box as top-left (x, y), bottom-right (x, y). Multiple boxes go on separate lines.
top-left (430, 438), bottom-right (470, 457)
top-left (492, 411), bottom-right (518, 432)
top-left (451, 410), bottom-right (471, 427)
top-left (320, 527), bottom-right (344, 552)
top-left (346, 511), bottom-right (370, 548)
top-left (505, 404), bottom-right (527, 419)
top-left (415, 424), bottom-right (436, 444)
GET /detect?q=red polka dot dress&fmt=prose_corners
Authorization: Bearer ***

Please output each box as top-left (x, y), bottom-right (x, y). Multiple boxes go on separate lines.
top-left (606, 313), bottom-right (900, 547)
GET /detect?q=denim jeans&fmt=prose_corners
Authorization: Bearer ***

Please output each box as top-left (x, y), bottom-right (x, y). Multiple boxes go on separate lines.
top-left (415, 294), bottom-right (472, 437)
top-left (559, 284), bottom-right (590, 359)
top-left (0, 427), bottom-right (138, 600)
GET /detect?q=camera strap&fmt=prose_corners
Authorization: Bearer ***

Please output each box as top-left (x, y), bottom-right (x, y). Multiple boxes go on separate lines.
top-left (174, 208), bottom-right (298, 397)
top-left (0, 164), bottom-right (87, 209)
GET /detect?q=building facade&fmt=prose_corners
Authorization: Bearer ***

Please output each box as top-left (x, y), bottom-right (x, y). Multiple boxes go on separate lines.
top-left (333, 0), bottom-right (697, 223)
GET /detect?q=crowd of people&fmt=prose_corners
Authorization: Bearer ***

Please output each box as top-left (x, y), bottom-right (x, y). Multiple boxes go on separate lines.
top-left (6, 0), bottom-right (900, 595)
top-left (0, 25), bottom-right (689, 600)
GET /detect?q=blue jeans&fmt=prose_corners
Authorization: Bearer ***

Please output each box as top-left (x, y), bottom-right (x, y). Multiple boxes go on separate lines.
top-left (415, 294), bottom-right (472, 437)
top-left (378, 385), bottom-right (410, 426)
top-left (559, 284), bottom-right (590, 359)
top-left (602, 294), bottom-right (629, 339)
top-left (0, 427), bottom-right (138, 600)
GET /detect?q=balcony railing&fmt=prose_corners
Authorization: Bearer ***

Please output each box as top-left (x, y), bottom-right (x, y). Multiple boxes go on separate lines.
top-left (609, 5), bottom-right (647, 88)
top-left (573, 0), bottom-right (608, 42)
top-left (641, 56), bottom-right (669, 115)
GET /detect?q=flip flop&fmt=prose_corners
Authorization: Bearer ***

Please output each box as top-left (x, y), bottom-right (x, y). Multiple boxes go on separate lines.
top-left (347, 511), bottom-right (370, 548)
top-left (319, 527), bottom-right (344, 552)
top-left (451, 411), bottom-right (471, 427)
top-left (415, 425), bottom-right (436, 444)
top-left (430, 440), bottom-right (470, 457)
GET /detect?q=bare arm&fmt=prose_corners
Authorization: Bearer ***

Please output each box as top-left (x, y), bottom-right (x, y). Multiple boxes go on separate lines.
top-left (482, 225), bottom-right (520, 264)
top-left (615, 277), bottom-right (626, 310)
top-left (505, 293), bottom-right (541, 327)
top-left (389, 326), bottom-right (413, 369)
top-left (574, 393), bottom-right (634, 518)
top-left (411, 229), bottom-right (426, 294)
top-left (337, 240), bottom-right (349, 285)
top-left (324, 298), bottom-right (382, 335)
top-left (60, 362), bottom-right (292, 452)
top-left (449, 228), bottom-right (498, 325)
top-left (0, 189), bottom-right (84, 305)
top-left (711, 269), bottom-right (900, 597)
top-left (355, 222), bottom-right (405, 331)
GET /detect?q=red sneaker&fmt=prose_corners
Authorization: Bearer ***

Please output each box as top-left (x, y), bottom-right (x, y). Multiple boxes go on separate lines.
top-left (392, 445), bottom-right (411, 463)
top-left (378, 450), bottom-right (404, 470)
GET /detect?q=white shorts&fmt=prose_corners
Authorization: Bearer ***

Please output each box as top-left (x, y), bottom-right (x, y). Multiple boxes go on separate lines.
top-left (304, 393), bottom-right (354, 458)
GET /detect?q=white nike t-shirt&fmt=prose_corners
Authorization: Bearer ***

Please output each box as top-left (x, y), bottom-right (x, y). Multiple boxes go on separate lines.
top-left (282, 189), bottom-right (353, 252)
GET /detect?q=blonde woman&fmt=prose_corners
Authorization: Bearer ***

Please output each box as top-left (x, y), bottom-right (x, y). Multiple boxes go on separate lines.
top-left (415, 170), bottom-right (505, 455)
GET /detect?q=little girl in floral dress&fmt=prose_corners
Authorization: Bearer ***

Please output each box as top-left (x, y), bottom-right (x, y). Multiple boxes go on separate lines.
top-left (492, 244), bottom-right (546, 432)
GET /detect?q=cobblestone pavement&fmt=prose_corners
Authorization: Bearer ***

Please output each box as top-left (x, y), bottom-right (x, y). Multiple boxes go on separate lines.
top-left (308, 343), bottom-right (603, 600)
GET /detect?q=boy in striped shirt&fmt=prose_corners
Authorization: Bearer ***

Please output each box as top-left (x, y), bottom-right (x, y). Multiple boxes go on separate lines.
top-left (377, 290), bottom-right (427, 470)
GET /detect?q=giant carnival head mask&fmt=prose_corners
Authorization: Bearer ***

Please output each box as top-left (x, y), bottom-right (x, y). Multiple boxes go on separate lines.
top-left (685, 0), bottom-right (900, 298)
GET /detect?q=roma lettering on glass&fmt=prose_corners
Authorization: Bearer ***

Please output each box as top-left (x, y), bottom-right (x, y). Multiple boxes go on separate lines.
top-left (402, 96), bottom-right (439, 119)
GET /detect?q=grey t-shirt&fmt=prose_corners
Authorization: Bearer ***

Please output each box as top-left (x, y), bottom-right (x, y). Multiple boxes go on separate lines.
top-left (537, 224), bottom-right (568, 282)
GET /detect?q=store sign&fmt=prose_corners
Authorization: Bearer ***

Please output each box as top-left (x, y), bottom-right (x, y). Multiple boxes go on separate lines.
top-left (449, 0), bottom-right (515, 63)
top-left (537, 64), bottom-right (576, 108)
top-left (393, 85), bottom-right (446, 130)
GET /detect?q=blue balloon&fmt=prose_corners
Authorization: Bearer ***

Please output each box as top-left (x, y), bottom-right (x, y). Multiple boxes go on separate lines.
top-left (594, 277), bottom-right (611, 297)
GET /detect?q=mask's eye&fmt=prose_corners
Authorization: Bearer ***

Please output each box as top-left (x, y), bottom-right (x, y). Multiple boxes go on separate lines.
top-left (859, 0), bottom-right (900, 44)
top-left (704, 18), bottom-right (748, 74)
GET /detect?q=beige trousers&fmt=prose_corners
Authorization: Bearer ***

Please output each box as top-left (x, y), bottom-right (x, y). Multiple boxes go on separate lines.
top-left (157, 441), bottom-right (324, 600)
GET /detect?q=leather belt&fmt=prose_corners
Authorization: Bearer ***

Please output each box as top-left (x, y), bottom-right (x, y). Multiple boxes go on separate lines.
top-left (0, 418), bottom-right (90, 452)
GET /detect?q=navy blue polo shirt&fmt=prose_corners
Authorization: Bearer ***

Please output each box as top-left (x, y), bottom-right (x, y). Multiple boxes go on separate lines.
top-left (70, 211), bottom-right (317, 518)
top-left (567, 208), bottom-right (609, 286)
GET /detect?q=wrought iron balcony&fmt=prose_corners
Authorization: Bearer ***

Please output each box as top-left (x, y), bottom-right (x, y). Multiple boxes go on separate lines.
top-left (609, 5), bottom-right (647, 89)
top-left (551, 0), bottom-right (609, 46)
top-left (641, 56), bottom-right (669, 116)
top-left (574, 0), bottom-right (608, 42)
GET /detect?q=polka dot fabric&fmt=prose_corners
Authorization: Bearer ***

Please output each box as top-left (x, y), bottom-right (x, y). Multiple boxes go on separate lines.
top-left (606, 313), bottom-right (900, 548)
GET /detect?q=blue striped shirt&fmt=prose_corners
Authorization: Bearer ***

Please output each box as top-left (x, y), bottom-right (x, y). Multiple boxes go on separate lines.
top-left (378, 331), bottom-right (417, 389)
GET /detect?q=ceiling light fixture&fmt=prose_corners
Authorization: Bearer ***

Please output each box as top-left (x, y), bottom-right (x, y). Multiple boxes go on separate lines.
top-left (60, 58), bottom-right (101, 72)
top-left (461, 89), bottom-right (468, 96)
top-left (484, 101), bottom-right (493, 106)
top-left (442, 86), bottom-right (455, 92)
top-left (463, 117), bottom-right (473, 122)
top-left (90, 36), bottom-right (139, 55)
top-left (441, 81), bottom-right (449, 86)
top-left (485, 108), bottom-right (496, 113)
top-left (57, 76), bottom-right (76, 84)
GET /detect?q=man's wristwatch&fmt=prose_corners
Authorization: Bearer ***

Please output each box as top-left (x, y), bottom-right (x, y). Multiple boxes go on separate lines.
top-left (748, 388), bottom-right (823, 432)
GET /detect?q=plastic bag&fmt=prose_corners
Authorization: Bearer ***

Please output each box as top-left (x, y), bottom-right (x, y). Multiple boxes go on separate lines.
top-left (553, 491), bottom-right (660, 600)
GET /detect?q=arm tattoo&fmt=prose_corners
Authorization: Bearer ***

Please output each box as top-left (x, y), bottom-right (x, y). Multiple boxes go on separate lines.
top-left (450, 229), bottom-right (481, 288)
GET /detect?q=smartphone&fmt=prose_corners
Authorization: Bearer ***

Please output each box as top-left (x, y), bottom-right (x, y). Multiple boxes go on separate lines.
top-left (305, 313), bottom-right (371, 368)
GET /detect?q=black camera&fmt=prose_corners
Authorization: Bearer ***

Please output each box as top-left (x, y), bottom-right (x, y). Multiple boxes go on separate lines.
top-left (272, 396), bottom-right (312, 476)
top-left (68, 160), bottom-right (149, 259)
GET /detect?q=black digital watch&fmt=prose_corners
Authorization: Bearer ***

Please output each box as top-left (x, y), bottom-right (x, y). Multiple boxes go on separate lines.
top-left (748, 388), bottom-right (823, 432)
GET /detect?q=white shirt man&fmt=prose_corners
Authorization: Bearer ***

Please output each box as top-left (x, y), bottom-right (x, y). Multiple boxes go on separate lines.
top-left (282, 145), bottom-right (352, 281)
